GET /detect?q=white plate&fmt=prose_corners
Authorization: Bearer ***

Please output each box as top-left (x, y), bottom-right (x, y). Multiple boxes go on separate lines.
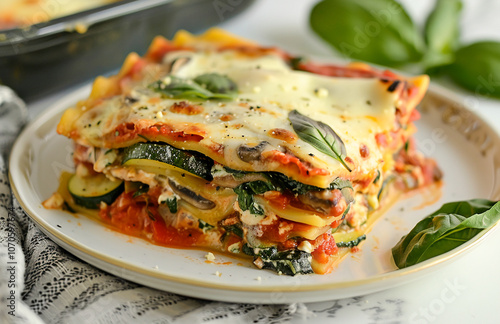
top-left (9, 83), bottom-right (500, 304)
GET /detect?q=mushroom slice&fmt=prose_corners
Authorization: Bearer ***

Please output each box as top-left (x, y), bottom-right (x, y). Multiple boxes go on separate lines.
top-left (237, 141), bottom-right (270, 162)
top-left (168, 179), bottom-right (215, 210)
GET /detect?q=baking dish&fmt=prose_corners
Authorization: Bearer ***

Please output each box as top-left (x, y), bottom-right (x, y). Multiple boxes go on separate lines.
top-left (0, 0), bottom-right (254, 100)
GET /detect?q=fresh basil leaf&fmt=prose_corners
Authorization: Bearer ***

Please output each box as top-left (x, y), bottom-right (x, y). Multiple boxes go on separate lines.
top-left (446, 41), bottom-right (500, 98)
top-left (233, 181), bottom-right (276, 216)
top-left (309, 0), bottom-right (424, 67)
top-left (392, 199), bottom-right (500, 268)
top-left (150, 73), bottom-right (238, 100)
top-left (150, 76), bottom-right (211, 98)
top-left (288, 110), bottom-right (351, 172)
top-left (194, 73), bottom-right (238, 97)
top-left (424, 0), bottom-right (462, 69)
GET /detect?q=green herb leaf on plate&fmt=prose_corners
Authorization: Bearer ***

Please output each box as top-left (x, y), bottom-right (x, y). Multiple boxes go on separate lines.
top-left (446, 41), bottom-right (500, 98)
top-left (150, 73), bottom-right (238, 100)
top-left (392, 199), bottom-right (500, 269)
top-left (288, 110), bottom-right (351, 172)
top-left (309, 0), bottom-right (424, 67)
top-left (424, 0), bottom-right (462, 70)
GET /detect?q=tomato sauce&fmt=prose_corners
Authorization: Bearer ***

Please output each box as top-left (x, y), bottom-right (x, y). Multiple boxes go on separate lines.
top-left (268, 150), bottom-right (329, 177)
top-left (311, 233), bottom-right (338, 264)
top-left (99, 192), bottom-right (202, 248)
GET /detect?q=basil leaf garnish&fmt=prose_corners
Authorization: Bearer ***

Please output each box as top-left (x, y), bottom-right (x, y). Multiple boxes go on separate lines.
top-left (194, 73), bottom-right (238, 97)
top-left (424, 0), bottom-right (462, 69)
top-left (150, 73), bottom-right (238, 100)
top-left (392, 199), bottom-right (500, 269)
top-left (288, 110), bottom-right (351, 172)
top-left (446, 41), bottom-right (500, 98)
top-left (309, 0), bottom-right (424, 67)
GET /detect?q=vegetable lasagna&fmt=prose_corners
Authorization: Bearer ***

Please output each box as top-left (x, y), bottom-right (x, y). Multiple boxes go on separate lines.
top-left (44, 28), bottom-right (441, 275)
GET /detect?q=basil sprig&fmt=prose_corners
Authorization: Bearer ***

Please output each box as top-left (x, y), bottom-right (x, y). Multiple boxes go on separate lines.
top-left (392, 199), bottom-right (500, 269)
top-left (309, 0), bottom-right (500, 98)
top-left (446, 42), bottom-right (500, 98)
top-left (150, 73), bottom-right (238, 100)
top-left (288, 110), bottom-right (351, 172)
top-left (310, 0), bottom-right (424, 67)
top-left (424, 0), bottom-right (462, 69)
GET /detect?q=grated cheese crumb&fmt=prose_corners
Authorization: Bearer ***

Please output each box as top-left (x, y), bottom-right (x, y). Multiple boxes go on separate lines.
top-left (205, 252), bottom-right (215, 261)
top-left (215, 271), bottom-right (222, 277)
top-left (256, 276), bottom-right (262, 282)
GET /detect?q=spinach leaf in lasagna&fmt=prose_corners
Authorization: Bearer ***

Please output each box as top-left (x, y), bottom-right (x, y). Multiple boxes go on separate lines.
top-left (242, 244), bottom-right (314, 276)
top-left (150, 73), bottom-right (238, 100)
top-left (392, 199), bottom-right (500, 269)
top-left (233, 181), bottom-right (276, 216)
top-left (288, 110), bottom-right (351, 172)
top-left (266, 172), bottom-right (352, 196)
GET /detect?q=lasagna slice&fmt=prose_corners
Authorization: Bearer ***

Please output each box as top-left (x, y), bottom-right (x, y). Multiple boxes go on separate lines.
top-left (46, 28), bottom-right (441, 275)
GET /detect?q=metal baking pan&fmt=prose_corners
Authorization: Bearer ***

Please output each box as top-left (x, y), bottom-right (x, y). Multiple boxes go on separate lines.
top-left (0, 0), bottom-right (254, 101)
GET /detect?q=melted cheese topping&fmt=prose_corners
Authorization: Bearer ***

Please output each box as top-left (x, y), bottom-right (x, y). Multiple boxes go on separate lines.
top-left (73, 50), bottom-right (404, 188)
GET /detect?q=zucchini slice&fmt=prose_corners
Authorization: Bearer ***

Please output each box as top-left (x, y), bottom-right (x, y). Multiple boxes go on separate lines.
top-left (335, 234), bottom-right (366, 248)
top-left (68, 173), bottom-right (124, 209)
top-left (122, 142), bottom-right (214, 180)
top-left (333, 230), bottom-right (367, 248)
